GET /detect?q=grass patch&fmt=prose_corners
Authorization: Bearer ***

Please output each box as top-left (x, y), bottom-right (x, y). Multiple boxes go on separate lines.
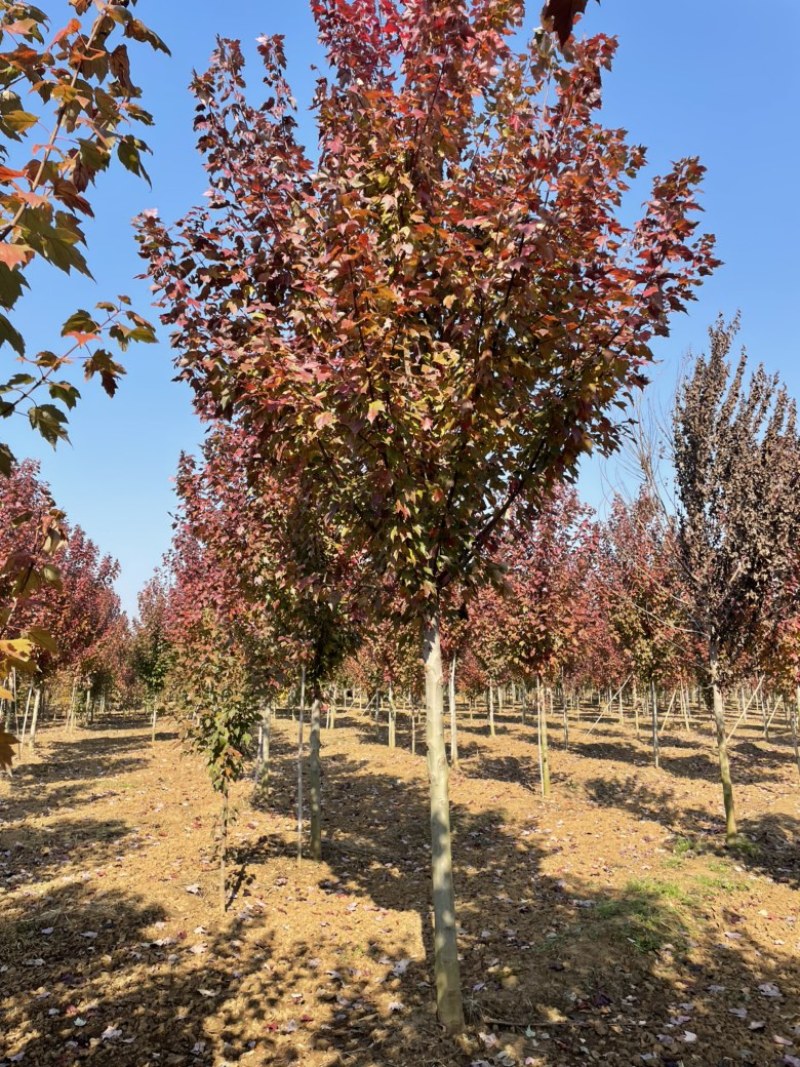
top-left (727, 835), bottom-right (760, 858)
top-left (594, 878), bottom-right (692, 953)
top-left (671, 834), bottom-right (708, 857)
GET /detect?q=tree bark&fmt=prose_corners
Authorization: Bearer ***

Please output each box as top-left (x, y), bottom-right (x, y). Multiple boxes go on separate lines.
top-left (488, 682), bottom-right (496, 737)
top-left (538, 681), bottom-right (550, 797)
top-left (709, 654), bottom-right (737, 843)
top-left (792, 686), bottom-right (800, 779)
top-left (255, 705), bottom-right (272, 784)
top-left (29, 688), bottom-right (41, 749)
top-left (297, 665), bottom-right (305, 862)
top-left (422, 611), bottom-right (465, 1034)
top-left (220, 783), bottom-right (229, 913)
top-left (632, 677), bottom-right (640, 740)
top-left (448, 657), bottom-right (458, 767)
top-left (651, 679), bottom-right (660, 769)
top-left (309, 682), bottom-right (322, 861)
top-left (388, 683), bottom-right (397, 750)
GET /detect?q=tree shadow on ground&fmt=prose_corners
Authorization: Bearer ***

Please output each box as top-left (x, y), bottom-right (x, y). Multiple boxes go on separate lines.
top-left (584, 773), bottom-right (800, 892)
top-left (4, 721), bottom-right (800, 1067)
top-left (457, 753), bottom-right (536, 790)
top-left (229, 737), bottom-right (800, 1064)
top-left (570, 732), bottom-right (780, 788)
top-left (10, 731), bottom-right (149, 788)
top-left (0, 816), bottom-right (134, 888)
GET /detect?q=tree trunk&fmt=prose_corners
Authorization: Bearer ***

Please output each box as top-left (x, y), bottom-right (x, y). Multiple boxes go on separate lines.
top-left (309, 681), bottom-right (322, 861)
top-left (29, 688), bottom-right (41, 749)
top-left (422, 611), bottom-right (464, 1034)
top-left (562, 687), bottom-right (569, 749)
top-left (388, 683), bottom-right (397, 750)
top-left (538, 681), bottom-right (550, 797)
top-left (220, 783), bottom-right (229, 913)
top-left (651, 679), bottom-right (660, 769)
top-left (19, 685), bottom-right (33, 745)
top-left (297, 665), bottom-right (305, 863)
top-left (709, 656), bottom-right (737, 843)
top-left (791, 686), bottom-right (800, 779)
top-left (632, 677), bottom-right (640, 740)
top-left (448, 657), bottom-right (458, 767)
top-left (255, 705), bottom-right (272, 785)
top-left (488, 683), bottom-right (496, 738)
top-left (151, 700), bottom-right (157, 743)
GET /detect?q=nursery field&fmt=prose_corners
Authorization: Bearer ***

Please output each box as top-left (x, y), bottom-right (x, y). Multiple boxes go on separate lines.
top-left (2, 709), bottom-right (799, 1067)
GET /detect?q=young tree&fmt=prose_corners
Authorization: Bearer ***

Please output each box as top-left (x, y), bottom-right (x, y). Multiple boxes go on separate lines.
top-left (173, 424), bottom-right (367, 860)
top-left (600, 489), bottom-right (690, 760)
top-left (139, 3), bottom-right (717, 1030)
top-left (132, 571), bottom-right (173, 734)
top-left (672, 318), bottom-right (800, 842)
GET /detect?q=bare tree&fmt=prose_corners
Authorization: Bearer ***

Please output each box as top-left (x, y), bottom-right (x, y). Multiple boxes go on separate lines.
top-left (672, 317), bottom-right (800, 842)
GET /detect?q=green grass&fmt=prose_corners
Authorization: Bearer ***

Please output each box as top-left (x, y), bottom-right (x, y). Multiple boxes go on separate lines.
top-left (727, 835), bottom-right (761, 858)
top-left (594, 878), bottom-right (692, 953)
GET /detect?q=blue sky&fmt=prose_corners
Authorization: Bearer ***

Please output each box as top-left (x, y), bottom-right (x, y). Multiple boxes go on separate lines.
top-left (5, 0), bottom-right (799, 616)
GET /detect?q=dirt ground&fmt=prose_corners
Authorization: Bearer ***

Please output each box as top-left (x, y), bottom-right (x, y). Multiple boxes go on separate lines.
top-left (1, 705), bottom-right (799, 1067)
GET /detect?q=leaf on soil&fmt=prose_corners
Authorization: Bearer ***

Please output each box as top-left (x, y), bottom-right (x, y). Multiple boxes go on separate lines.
top-left (759, 982), bottom-right (782, 998)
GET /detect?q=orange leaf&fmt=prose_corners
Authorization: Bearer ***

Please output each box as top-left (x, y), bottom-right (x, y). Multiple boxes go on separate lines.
top-left (0, 243), bottom-right (31, 269)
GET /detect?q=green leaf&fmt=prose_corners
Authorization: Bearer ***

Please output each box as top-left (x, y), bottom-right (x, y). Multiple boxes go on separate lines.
top-left (2, 111), bottom-right (38, 134)
top-left (0, 442), bottom-right (13, 476)
top-left (28, 403), bottom-right (69, 446)
top-left (0, 313), bottom-right (24, 355)
top-left (61, 309), bottom-right (99, 336)
top-left (25, 626), bottom-right (58, 654)
top-left (49, 381), bottom-right (80, 409)
top-left (117, 136), bottom-right (151, 185)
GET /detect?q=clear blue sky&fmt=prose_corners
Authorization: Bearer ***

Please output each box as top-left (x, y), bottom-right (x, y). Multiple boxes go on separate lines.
top-left (6, 1), bottom-right (799, 616)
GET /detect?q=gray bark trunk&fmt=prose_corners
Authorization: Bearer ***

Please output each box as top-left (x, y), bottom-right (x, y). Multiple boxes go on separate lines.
top-left (388, 683), bottom-right (397, 750)
top-left (423, 611), bottom-right (464, 1033)
top-left (709, 655), bottom-right (737, 843)
top-left (297, 666), bottom-right (305, 862)
top-left (448, 657), bottom-right (458, 767)
top-left (309, 684), bottom-right (322, 861)
top-left (651, 680), bottom-right (660, 769)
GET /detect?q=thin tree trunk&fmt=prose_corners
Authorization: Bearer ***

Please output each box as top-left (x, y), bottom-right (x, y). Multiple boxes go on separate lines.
top-left (151, 700), bottom-right (157, 743)
top-left (297, 665), bottom-right (305, 863)
top-left (220, 783), bottom-right (229, 913)
top-left (19, 685), bottom-right (33, 745)
top-left (651, 679), bottom-right (660, 769)
top-left (488, 683), bottom-right (496, 737)
top-left (448, 657), bottom-right (458, 767)
top-left (538, 682), bottom-right (550, 797)
top-left (255, 705), bottom-right (272, 784)
top-left (632, 677), bottom-right (640, 740)
top-left (388, 682), bottom-right (397, 750)
top-left (562, 686), bottom-right (569, 749)
top-left (309, 681), bottom-right (322, 861)
top-left (422, 610), bottom-right (464, 1034)
top-left (792, 686), bottom-right (800, 779)
top-left (709, 655), bottom-right (737, 843)
top-left (29, 688), bottom-right (41, 749)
